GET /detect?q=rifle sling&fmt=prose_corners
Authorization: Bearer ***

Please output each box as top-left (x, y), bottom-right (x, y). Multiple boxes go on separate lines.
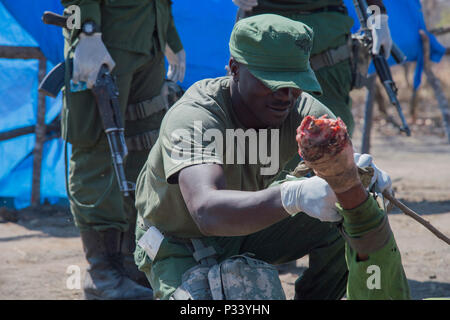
top-left (126, 95), bottom-right (168, 121)
top-left (125, 129), bottom-right (160, 151)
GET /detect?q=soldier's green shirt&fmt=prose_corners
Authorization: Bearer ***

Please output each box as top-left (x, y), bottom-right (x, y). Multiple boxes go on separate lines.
top-left (252, 0), bottom-right (354, 55)
top-left (61, 0), bottom-right (183, 55)
top-left (135, 76), bottom-right (334, 238)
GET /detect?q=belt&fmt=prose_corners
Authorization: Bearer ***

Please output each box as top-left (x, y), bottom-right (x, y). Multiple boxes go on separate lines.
top-left (310, 42), bottom-right (351, 71)
top-left (302, 5), bottom-right (348, 15)
top-left (252, 5), bottom-right (348, 16)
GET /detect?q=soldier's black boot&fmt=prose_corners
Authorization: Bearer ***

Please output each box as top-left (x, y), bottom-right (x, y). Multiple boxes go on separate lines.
top-left (121, 214), bottom-right (152, 288)
top-left (80, 228), bottom-right (154, 300)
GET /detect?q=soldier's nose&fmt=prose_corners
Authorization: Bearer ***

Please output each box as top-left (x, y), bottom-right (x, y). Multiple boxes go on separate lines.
top-left (273, 87), bottom-right (301, 101)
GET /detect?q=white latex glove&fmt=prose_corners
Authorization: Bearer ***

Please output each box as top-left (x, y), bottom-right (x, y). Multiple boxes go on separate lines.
top-left (165, 45), bottom-right (186, 83)
top-left (232, 0), bottom-right (258, 11)
top-left (369, 14), bottom-right (393, 59)
top-left (72, 33), bottom-right (116, 89)
top-left (280, 176), bottom-right (341, 222)
top-left (354, 153), bottom-right (392, 194)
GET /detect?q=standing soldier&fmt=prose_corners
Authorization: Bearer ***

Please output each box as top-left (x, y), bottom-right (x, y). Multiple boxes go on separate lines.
top-left (61, 0), bottom-right (185, 300)
top-left (232, 0), bottom-right (393, 137)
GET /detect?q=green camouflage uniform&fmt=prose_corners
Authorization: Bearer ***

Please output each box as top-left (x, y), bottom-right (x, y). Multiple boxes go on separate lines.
top-left (133, 14), bottom-right (410, 300)
top-left (134, 77), bottom-right (410, 300)
top-left (61, 0), bottom-right (183, 234)
top-left (134, 77), bottom-right (349, 300)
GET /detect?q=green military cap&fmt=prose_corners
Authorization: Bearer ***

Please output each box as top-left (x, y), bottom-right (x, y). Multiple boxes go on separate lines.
top-left (229, 14), bottom-right (322, 95)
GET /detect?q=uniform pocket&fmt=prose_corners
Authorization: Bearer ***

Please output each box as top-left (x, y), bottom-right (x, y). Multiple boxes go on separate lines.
top-left (62, 88), bottom-right (103, 148)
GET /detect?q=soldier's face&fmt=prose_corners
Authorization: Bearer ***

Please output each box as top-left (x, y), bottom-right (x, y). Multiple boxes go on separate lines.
top-left (230, 60), bottom-right (302, 128)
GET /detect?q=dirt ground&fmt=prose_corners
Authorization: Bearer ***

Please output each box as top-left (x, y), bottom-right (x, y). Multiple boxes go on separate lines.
top-left (1, 59), bottom-right (450, 300)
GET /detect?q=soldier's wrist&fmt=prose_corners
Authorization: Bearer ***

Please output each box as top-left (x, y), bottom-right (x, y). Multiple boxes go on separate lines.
top-left (78, 32), bottom-right (102, 41)
top-left (65, 2), bottom-right (102, 44)
top-left (337, 195), bottom-right (385, 237)
top-left (81, 21), bottom-right (100, 36)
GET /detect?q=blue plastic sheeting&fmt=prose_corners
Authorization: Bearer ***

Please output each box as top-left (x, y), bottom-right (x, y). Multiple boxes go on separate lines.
top-left (173, 0), bottom-right (446, 90)
top-left (171, 0), bottom-right (237, 89)
top-left (0, 2), bottom-right (65, 208)
top-left (0, 137), bottom-right (70, 209)
top-left (1, 0), bottom-right (64, 65)
top-left (344, 0), bottom-right (445, 89)
top-left (0, 0), bottom-right (446, 208)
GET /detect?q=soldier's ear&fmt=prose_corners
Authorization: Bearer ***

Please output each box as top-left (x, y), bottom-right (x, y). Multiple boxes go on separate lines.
top-left (228, 57), bottom-right (240, 81)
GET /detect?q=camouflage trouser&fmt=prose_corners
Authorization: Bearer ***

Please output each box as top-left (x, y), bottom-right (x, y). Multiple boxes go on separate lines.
top-left (63, 47), bottom-right (166, 233)
top-left (135, 209), bottom-right (348, 300)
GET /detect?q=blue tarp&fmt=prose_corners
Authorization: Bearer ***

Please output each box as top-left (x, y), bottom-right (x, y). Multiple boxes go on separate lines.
top-left (0, 0), bottom-right (445, 208)
top-left (0, 1), bottom-right (66, 208)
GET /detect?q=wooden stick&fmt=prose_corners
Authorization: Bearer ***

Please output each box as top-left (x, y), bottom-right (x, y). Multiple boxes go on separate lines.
top-left (419, 30), bottom-right (450, 143)
top-left (31, 57), bottom-right (47, 206)
top-left (382, 191), bottom-right (450, 246)
top-left (0, 46), bottom-right (45, 60)
top-left (361, 75), bottom-right (376, 154)
top-left (429, 26), bottom-right (450, 36)
top-left (0, 120), bottom-right (60, 142)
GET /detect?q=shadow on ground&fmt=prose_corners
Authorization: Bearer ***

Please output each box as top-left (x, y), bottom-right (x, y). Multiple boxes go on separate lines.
top-left (389, 199), bottom-right (450, 215)
top-left (0, 205), bottom-right (79, 238)
top-left (408, 279), bottom-right (450, 300)
top-left (277, 260), bottom-right (450, 300)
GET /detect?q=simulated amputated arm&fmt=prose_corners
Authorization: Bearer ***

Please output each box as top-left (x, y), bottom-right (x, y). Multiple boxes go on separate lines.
top-left (294, 115), bottom-right (410, 299)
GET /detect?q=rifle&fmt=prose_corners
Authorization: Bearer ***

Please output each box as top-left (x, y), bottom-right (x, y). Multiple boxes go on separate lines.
top-left (39, 11), bottom-right (135, 197)
top-left (353, 0), bottom-right (411, 136)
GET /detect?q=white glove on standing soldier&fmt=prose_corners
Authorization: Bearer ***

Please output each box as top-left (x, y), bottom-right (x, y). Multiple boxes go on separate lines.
top-left (354, 153), bottom-right (392, 194)
top-left (369, 14), bottom-right (393, 59)
top-left (72, 33), bottom-right (116, 89)
top-left (280, 176), bottom-right (341, 222)
top-left (165, 44), bottom-right (186, 83)
top-left (232, 0), bottom-right (258, 11)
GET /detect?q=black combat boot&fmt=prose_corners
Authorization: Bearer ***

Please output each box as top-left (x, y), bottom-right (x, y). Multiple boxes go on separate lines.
top-left (120, 214), bottom-right (152, 288)
top-left (80, 228), bottom-right (153, 300)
